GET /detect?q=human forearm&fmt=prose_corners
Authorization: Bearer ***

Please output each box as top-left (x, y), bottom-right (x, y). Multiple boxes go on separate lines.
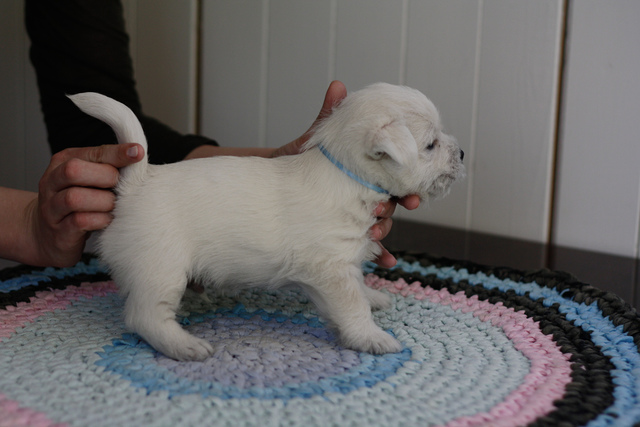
top-left (0, 188), bottom-right (39, 265)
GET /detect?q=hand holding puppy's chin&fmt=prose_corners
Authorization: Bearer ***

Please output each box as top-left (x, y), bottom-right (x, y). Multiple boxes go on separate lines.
top-left (370, 195), bottom-right (421, 268)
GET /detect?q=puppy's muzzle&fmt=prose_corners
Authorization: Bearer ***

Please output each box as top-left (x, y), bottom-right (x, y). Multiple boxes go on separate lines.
top-left (460, 150), bottom-right (465, 162)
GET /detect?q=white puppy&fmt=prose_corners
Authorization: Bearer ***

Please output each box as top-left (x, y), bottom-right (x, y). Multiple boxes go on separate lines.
top-left (69, 83), bottom-right (465, 361)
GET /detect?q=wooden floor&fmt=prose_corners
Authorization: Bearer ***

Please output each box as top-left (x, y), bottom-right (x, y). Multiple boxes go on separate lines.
top-left (385, 219), bottom-right (640, 310)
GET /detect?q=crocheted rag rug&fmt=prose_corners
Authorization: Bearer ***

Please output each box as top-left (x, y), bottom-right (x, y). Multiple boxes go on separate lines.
top-left (1, 254), bottom-right (639, 427)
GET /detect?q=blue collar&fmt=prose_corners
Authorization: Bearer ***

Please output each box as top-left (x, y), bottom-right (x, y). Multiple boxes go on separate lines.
top-left (317, 144), bottom-right (390, 195)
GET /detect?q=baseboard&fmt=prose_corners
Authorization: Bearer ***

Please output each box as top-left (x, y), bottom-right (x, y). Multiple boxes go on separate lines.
top-left (385, 219), bottom-right (639, 310)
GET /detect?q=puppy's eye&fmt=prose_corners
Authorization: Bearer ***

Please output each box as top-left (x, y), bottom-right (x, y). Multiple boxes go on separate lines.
top-left (426, 139), bottom-right (438, 150)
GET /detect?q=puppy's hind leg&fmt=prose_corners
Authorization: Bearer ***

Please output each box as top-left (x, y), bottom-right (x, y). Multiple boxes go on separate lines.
top-left (361, 283), bottom-right (392, 311)
top-left (120, 268), bottom-right (214, 361)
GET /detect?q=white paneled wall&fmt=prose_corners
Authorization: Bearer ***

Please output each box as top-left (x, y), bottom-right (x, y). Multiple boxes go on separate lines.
top-left (3, 1), bottom-right (640, 260)
top-left (334, 0), bottom-right (406, 86)
top-left (404, 1), bottom-right (480, 230)
top-left (123, 0), bottom-right (199, 135)
top-left (468, 1), bottom-right (563, 242)
top-left (200, 0), bottom-right (265, 148)
top-left (200, 0), bottom-right (564, 244)
top-left (553, 1), bottom-right (640, 257)
top-left (266, 1), bottom-right (335, 147)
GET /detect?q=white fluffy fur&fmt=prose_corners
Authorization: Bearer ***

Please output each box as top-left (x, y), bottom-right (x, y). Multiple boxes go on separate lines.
top-left (68, 83), bottom-right (465, 361)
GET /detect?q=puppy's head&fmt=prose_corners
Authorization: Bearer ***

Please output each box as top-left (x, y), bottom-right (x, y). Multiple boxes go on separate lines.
top-left (307, 83), bottom-right (465, 200)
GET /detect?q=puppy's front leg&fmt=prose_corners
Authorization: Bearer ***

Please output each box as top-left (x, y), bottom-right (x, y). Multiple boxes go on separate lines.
top-left (304, 266), bottom-right (401, 354)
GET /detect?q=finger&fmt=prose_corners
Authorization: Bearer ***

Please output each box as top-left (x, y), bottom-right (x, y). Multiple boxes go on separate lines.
top-left (86, 143), bottom-right (145, 167)
top-left (45, 187), bottom-right (116, 225)
top-left (370, 217), bottom-right (393, 242)
top-left (316, 80), bottom-right (347, 122)
top-left (46, 159), bottom-right (121, 193)
top-left (63, 211), bottom-right (114, 233)
top-left (60, 187), bottom-right (116, 220)
top-left (398, 194), bottom-right (421, 211)
top-left (38, 212), bottom-right (110, 266)
top-left (374, 200), bottom-right (397, 219)
top-left (55, 143), bottom-right (145, 169)
top-left (373, 244), bottom-right (397, 268)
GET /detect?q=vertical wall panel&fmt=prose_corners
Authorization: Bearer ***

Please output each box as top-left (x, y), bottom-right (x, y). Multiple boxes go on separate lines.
top-left (200, 0), bottom-right (265, 147)
top-left (399, 0), bottom-right (480, 229)
top-left (124, 0), bottom-right (198, 135)
top-left (470, 0), bottom-right (563, 242)
top-left (266, 0), bottom-right (333, 148)
top-left (553, 1), bottom-right (640, 257)
top-left (197, 0), bottom-right (563, 245)
top-left (334, 0), bottom-right (404, 90)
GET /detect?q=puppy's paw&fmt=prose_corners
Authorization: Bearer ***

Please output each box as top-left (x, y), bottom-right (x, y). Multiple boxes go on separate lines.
top-left (163, 335), bottom-right (214, 362)
top-left (342, 327), bottom-right (402, 355)
top-left (141, 322), bottom-right (215, 361)
top-left (364, 287), bottom-right (392, 311)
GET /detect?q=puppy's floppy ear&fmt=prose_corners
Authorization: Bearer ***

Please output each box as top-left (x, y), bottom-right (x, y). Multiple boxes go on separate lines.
top-left (368, 121), bottom-right (418, 165)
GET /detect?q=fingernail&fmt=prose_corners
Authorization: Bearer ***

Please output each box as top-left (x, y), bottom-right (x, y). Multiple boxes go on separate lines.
top-left (374, 205), bottom-right (384, 217)
top-left (371, 226), bottom-right (382, 240)
top-left (127, 146), bottom-right (139, 158)
top-left (386, 256), bottom-right (397, 268)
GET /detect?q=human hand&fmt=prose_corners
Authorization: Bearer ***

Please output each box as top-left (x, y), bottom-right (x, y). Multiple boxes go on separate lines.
top-left (26, 143), bottom-right (144, 267)
top-left (370, 195), bottom-right (421, 268)
top-left (270, 81), bottom-right (348, 158)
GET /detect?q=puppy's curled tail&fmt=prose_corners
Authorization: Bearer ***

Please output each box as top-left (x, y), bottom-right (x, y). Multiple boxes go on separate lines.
top-left (67, 92), bottom-right (148, 189)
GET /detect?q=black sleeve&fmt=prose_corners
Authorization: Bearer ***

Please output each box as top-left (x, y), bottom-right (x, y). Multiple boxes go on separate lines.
top-left (25, 0), bottom-right (217, 165)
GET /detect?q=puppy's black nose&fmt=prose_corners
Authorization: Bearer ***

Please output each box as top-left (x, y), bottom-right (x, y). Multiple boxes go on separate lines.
top-left (460, 150), bottom-right (465, 161)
